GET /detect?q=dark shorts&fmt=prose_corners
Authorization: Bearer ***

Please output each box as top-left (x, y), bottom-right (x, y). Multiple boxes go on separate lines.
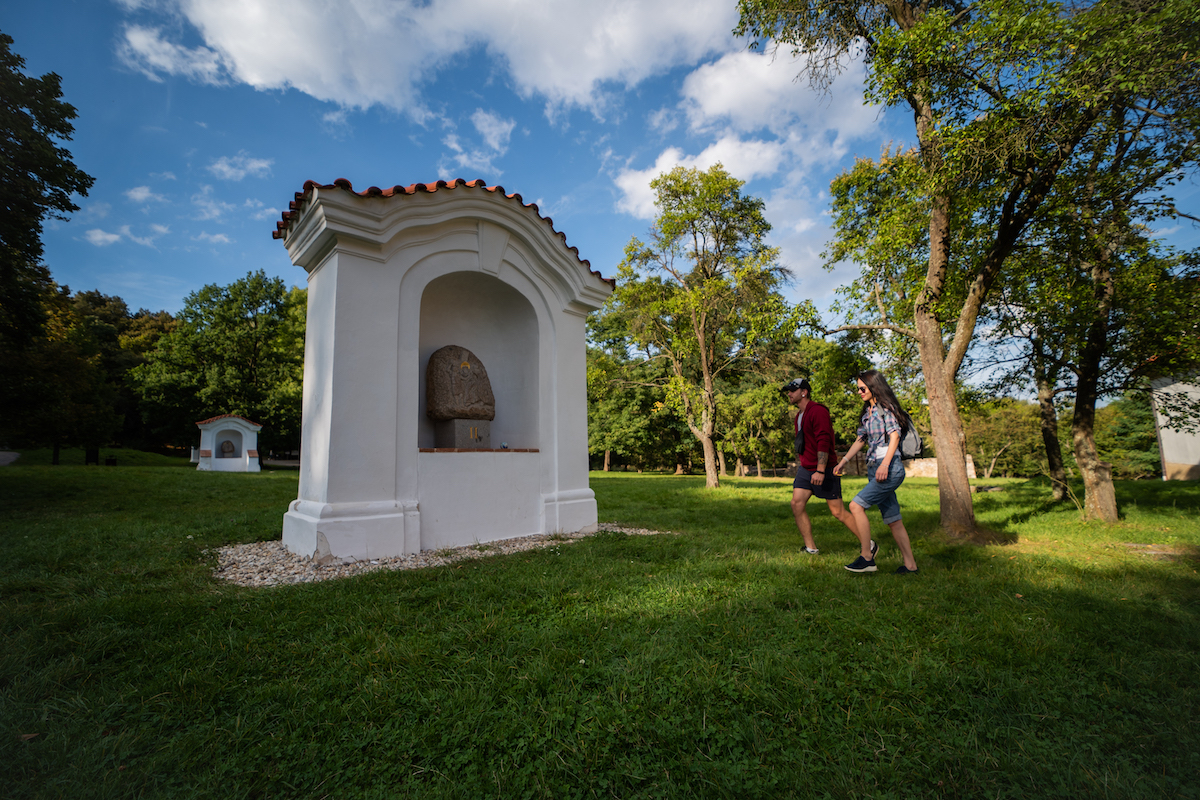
top-left (793, 464), bottom-right (843, 501)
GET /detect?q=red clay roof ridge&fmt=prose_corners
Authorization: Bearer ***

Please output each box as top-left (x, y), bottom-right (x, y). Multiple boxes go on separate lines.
top-left (272, 178), bottom-right (614, 288)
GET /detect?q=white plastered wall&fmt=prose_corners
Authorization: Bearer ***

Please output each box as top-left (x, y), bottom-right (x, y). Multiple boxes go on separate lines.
top-left (196, 418), bottom-right (261, 473)
top-left (280, 184), bottom-right (612, 560)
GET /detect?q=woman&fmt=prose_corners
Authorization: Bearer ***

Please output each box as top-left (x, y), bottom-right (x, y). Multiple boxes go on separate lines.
top-left (833, 369), bottom-right (919, 575)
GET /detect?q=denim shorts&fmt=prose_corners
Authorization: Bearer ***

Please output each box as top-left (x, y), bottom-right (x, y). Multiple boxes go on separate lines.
top-left (852, 457), bottom-right (905, 524)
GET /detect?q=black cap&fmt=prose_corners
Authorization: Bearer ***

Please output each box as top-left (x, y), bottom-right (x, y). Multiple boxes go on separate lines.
top-left (780, 378), bottom-right (810, 394)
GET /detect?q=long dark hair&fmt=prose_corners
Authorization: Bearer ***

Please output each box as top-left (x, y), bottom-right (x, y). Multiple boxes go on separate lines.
top-left (856, 369), bottom-right (909, 433)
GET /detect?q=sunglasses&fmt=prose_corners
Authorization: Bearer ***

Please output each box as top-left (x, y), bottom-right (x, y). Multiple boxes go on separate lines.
top-left (856, 385), bottom-right (870, 394)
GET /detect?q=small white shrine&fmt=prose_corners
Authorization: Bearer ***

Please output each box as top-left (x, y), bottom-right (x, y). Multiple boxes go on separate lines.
top-left (272, 178), bottom-right (613, 561)
top-left (195, 414), bottom-right (262, 472)
top-left (1151, 377), bottom-right (1200, 480)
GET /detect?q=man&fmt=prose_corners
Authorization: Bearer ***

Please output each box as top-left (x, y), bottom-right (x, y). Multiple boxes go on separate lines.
top-left (781, 378), bottom-right (865, 555)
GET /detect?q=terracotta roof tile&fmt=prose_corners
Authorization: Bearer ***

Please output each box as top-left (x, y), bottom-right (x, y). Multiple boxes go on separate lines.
top-left (272, 178), bottom-right (615, 287)
top-left (195, 414), bottom-right (264, 429)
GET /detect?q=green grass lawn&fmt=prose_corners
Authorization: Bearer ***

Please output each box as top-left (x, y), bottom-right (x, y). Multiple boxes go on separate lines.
top-left (1, 465), bottom-right (1197, 799)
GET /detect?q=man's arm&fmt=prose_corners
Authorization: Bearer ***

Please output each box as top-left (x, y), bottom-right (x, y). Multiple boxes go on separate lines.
top-left (812, 405), bottom-right (837, 485)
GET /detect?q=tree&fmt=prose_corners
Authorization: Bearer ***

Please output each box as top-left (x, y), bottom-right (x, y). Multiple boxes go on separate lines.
top-left (1095, 391), bottom-right (1162, 480)
top-left (587, 346), bottom-right (696, 472)
top-left (132, 271), bottom-right (305, 451)
top-left (961, 398), bottom-right (1042, 479)
top-left (0, 32), bottom-right (94, 347)
top-left (600, 164), bottom-right (804, 488)
top-left (740, 0), bottom-right (1200, 534)
top-left (0, 284), bottom-right (120, 458)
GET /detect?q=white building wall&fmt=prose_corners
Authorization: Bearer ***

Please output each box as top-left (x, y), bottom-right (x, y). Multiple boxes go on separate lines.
top-left (278, 182), bottom-right (612, 561)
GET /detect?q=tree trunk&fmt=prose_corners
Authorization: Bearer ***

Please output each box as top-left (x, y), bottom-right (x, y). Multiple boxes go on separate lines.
top-left (603, 450), bottom-right (611, 472)
top-left (718, 449), bottom-right (727, 476)
top-left (985, 442), bottom-right (1012, 479)
top-left (674, 461), bottom-right (685, 475)
top-left (1072, 422), bottom-right (1117, 521)
top-left (914, 191), bottom-right (979, 536)
top-left (1033, 341), bottom-right (1068, 501)
top-left (755, 457), bottom-right (763, 478)
top-left (1071, 251), bottom-right (1119, 521)
top-left (736, 457), bottom-right (744, 477)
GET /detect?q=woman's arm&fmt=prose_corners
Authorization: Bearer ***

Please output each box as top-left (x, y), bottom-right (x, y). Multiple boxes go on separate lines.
top-left (876, 430), bottom-right (900, 481)
top-left (834, 436), bottom-right (866, 476)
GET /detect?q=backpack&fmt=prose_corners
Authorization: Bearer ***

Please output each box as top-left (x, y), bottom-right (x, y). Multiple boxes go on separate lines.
top-left (899, 413), bottom-right (924, 460)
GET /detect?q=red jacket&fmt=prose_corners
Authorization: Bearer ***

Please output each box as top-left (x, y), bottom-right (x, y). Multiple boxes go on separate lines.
top-left (794, 401), bottom-right (837, 472)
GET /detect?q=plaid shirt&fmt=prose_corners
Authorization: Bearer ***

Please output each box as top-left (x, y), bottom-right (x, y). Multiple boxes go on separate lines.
top-left (857, 405), bottom-right (901, 467)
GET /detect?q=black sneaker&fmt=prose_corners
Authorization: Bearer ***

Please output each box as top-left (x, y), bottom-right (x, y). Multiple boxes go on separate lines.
top-left (845, 556), bottom-right (877, 573)
top-left (894, 565), bottom-right (919, 576)
top-left (870, 540), bottom-right (878, 557)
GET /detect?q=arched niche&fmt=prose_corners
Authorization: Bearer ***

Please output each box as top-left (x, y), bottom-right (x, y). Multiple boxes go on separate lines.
top-left (216, 429), bottom-right (243, 457)
top-left (417, 272), bottom-right (539, 449)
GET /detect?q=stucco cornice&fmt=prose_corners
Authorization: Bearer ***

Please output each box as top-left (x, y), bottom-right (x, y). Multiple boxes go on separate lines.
top-left (274, 179), bottom-right (614, 309)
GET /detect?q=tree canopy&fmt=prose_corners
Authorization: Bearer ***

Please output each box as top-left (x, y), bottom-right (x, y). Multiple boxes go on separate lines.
top-left (132, 271), bottom-right (305, 452)
top-left (740, 0), bottom-right (1200, 532)
top-left (598, 164), bottom-right (805, 487)
top-left (0, 32), bottom-right (94, 346)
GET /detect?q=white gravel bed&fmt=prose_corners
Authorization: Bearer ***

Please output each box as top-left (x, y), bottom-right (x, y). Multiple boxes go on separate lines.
top-left (212, 523), bottom-right (675, 588)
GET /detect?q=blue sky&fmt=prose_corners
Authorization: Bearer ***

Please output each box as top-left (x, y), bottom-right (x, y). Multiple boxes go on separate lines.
top-left (5, 0), bottom-right (1197, 320)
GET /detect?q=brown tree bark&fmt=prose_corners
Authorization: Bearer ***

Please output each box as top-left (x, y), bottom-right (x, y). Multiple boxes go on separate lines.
top-left (913, 189), bottom-right (980, 535)
top-left (1071, 255), bottom-right (1119, 521)
top-left (1033, 339), bottom-right (1069, 502)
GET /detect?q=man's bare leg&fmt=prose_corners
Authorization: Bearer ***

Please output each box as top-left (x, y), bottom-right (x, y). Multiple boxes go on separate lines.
top-left (790, 488), bottom-right (817, 551)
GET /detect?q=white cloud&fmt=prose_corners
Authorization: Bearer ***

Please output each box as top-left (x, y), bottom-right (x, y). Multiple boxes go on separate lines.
top-left (472, 109), bottom-right (515, 153)
top-left (118, 24), bottom-right (225, 84)
top-left (208, 152), bottom-right (273, 181)
top-left (191, 185), bottom-right (236, 220)
top-left (680, 51), bottom-right (881, 163)
top-left (81, 203), bottom-right (112, 222)
top-left (126, 185), bottom-right (166, 203)
top-left (194, 231), bottom-right (233, 244)
top-left (85, 224), bottom-right (170, 248)
top-left (614, 136), bottom-right (787, 219)
top-left (114, 0), bottom-right (738, 118)
top-left (150, 171), bottom-right (177, 181)
top-left (244, 199), bottom-right (280, 221)
top-left (85, 229), bottom-right (122, 247)
top-left (441, 109), bottom-right (518, 174)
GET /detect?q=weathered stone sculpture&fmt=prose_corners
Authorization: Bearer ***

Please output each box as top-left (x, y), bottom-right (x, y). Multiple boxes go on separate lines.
top-left (426, 345), bottom-right (496, 421)
top-left (427, 345), bottom-right (494, 448)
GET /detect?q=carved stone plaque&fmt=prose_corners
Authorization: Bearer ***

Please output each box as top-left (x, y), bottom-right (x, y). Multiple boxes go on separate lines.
top-left (426, 345), bottom-right (496, 421)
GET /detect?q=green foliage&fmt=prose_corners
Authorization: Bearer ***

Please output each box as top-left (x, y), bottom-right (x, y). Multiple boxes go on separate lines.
top-left (587, 347), bottom-right (697, 471)
top-left (132, 271), bottom-right (304, 451)
top-left (1096, 393), bottom-right (1162, 480)
top-left (962, 398), bottom-right (1044, 478)
top-left (0, 32), bottom-right (94, 346)
top-left (598, 164), bottom-right (806, 485)
top-left (1, 284), bottom-right (121, 450)
top-left (3, 467), bottom-right (1200, 798)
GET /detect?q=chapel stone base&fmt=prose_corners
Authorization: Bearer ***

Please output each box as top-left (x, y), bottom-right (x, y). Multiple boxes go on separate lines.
top-left (433, 418), bottom-right (490, 449)
top-left (282, 499), bottom-right (420, 562)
